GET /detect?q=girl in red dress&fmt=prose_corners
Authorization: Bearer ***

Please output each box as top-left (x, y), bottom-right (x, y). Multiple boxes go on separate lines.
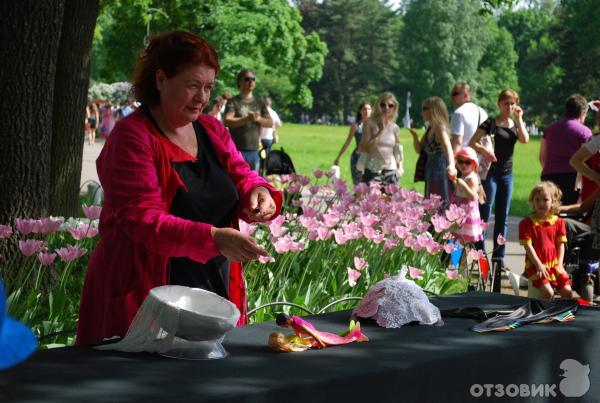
top-left (519, 181), bottom-right (575, 300)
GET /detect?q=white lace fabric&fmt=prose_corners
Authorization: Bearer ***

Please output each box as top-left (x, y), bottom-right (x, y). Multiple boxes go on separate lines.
top-left (353, 269), bottom-right (443, 328)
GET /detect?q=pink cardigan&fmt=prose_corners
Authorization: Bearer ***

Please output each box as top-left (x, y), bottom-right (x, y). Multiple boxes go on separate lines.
top-left (76, 110), bottom-right (282, 346)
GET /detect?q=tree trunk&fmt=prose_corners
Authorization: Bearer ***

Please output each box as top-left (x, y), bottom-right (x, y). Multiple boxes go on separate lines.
top-left (50, 0), bottom-right (99, 216)
top-left (0, 2), bottom-right (65, 283)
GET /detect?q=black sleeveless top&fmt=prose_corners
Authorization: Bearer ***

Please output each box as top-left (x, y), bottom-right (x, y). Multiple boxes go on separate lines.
top-left (143, 107), bottom-right (239, 298)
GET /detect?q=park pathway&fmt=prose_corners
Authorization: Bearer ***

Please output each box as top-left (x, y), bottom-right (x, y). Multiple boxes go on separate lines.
top-left (79, 140), bottom-right (527, 296)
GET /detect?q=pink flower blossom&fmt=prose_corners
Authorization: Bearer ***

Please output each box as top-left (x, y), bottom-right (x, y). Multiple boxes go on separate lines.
top-left (384, 238), bottom-right (398, 250)
top-left (291, 199), bottom-right (304, 207)
top-left (443, 242), bottom-right (457, 254)
top-left (354, 257), bottom-right (368, 271)
top-left (298, 175), bottom-right (310, 186)
top-left (287, 182), bottom-right (302, 194)
top-left (408, 267), bottom-right (424, 279)
top-left (332, 178), bottom-right (348, 195)
top-left (302, 207), bottom-right (318, 218)
top-left (313, 169), bottom-right (324, 179)
top-left (18, 239), bottom-right (45, 257)
top-left (238, 220), bottom-right (257, 236)
top-left (333, 229), bottom-right (350, 245)
top-left (56, 245), bottom-right (87, 262)
top-left (15, 218), bottom-right (39, 235)
top-left (496, 234), bottom-right (506, 246)
top-left (323, 212), bottom-right (340, 228)
top-left (445, 268), bottom-right (458, 280)
top-left (258, 255), bottom-right (275, 264)
top-left (469, 249), bottom-right (486, 261)
top-left (37, 251), bottom-right (57, 266)
top-left (309, 185), bottom-right (320, 195)
top-left (445, 204), bottom-right (466, 224)
top-left (347, 268), bottom-right (361, 287)
top-left (316, 226), bottom-right (331, 241)
top-left (68, 222), bottom-right (99, 240)
top-left (359, 213), bottom-right (378, 227)
top-left (38, 217), bottom-right (62, 234)
top-left (431, 214), bottom-right (452, 232)
top-left (82, 204), bottom-right (102, 220)
top-left (299, 216), bottom-right (318, 231)
top-left (0, 224), bottom-right (13, 238)
top-left (353, 182), bottom-right (369, 194)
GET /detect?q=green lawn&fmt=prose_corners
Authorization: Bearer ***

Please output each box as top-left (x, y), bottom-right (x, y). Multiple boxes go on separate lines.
top-left (277, 123), bottom-right (542, 217)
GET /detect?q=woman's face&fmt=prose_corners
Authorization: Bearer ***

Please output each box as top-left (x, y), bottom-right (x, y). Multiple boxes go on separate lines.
top-left (361, 104), bottom-right (372, 120)
top-left (156, 63), bottom-right (216, 126)
top-left (379, 99), bottom-right (395, 118)
top-left (421, 105), bottom-right (431, 121)
top-left (498, 98), bottom-right (517, 116)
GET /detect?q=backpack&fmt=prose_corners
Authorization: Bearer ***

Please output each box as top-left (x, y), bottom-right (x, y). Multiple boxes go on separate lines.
top-left (262, 148), bottom-right (296, 176)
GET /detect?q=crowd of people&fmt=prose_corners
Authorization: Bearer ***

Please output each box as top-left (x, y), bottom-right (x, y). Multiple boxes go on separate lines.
top-left (68, 27), bottom-right (600, 349)
top-left (84, 99), bottom-right (136, 145)
top-left (334, 85), bottom-right (600, 301)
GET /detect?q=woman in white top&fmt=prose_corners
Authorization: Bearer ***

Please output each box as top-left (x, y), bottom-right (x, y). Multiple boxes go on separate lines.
top-left (357, 92), bottom-right (402, 185)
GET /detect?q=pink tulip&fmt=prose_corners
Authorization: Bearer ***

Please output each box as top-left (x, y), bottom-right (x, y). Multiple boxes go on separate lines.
top-left (469, 249), bottom-right (486, 261)
top-left (353, 183), bottom-right (369, 194)
top-left (238, 220), bottom-right (257, 236)
top-left (313, 169), bottom-right (324, 179)
top-left (38, 217), bottom-right (62, 234)
top-left (445, 204), bottom-right (466, 223)
top-left (354, 257), bottom-right (368, 271)
top-left (409, 267), bottom-right (424, 279)
top-left (258, 255), bottom-right (275, 264)
top-left (443, 243), bottom-right (457, 254)
top-left (0, 224), bottom-right (13, 238)
top-left (333, 229), bottom-right (350, 245)
top-left (496, 234), bottom-right (506, 246)
top-left (332, 178), bottom-right (348, 195)
top-left (431, 215), bottom-right (452, 232)
top-left (287, 182), bottom-right (302, 194)
top-left (309, 185), bottom-right (320, 195)
top-left (316, 226), bottom-right (331, 241)
top-left (68, 222), bottom-right (99, 240)
top-left (56, 245), bottom-right (87, 262)
top-left (15, 218), bottom-right (38, 235)
top-left (18, 239), bottom-right (45, 257)
top-left (323, 212), bottom-right (340, 228)
top-left (384, 238), bottom-right (398, 250)
top-left (324, 170), bottom-right (335, 179)
top-left (291, 199), bottom-right (304, 207)
top-left (347, 268), bottom-right (361, 287)
top-left (359, 213), bottom-right (378, 227)
top-left (37, 251), bottom-right (57, 266)
top-left (82, 204), bottom-right (102, 220)
top-left (298, 176), bottom-right (310, 186)
top-left (445, 268), bottom-right (458, 280)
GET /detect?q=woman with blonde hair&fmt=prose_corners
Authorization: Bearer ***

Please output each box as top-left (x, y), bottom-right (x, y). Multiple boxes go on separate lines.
top-left (357, 92), bottom-right (402, 185)
top-left (409, 96), bottom-right (456, 203)
top-left (469, 88), bottom-right (529, 268)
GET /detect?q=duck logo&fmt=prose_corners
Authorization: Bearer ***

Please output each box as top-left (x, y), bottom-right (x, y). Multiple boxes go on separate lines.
top-left (559, 359), bottom-right (590, 397)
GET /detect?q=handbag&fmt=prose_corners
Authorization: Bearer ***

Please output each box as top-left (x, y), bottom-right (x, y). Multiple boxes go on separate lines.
top-left (414, 151), bottom-right (427, 182)
top-left (477, 118), bottom-right (496, 180)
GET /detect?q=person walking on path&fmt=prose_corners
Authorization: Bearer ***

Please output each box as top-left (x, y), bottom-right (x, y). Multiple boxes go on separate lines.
top-left (469, 88), bottom-right (529, 268)
top-left (450, 83), bottom-right (488, 153)
top-left (540, 94), bottom-right (591, 205)
top-left (334, 102), bottom-right (372, 185)
top-left (224, 68), bottom-right (273, 172)
top-left (260, 97), bottom-right (282, 155)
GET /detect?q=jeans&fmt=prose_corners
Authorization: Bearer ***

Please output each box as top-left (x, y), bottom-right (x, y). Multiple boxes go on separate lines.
top-left (479, 167), bottom-right (513, 262)
top-left (241, 150), bottom-right (260, 172)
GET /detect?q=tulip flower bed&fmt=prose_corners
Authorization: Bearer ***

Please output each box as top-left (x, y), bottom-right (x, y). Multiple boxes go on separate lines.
top-left (0, 205), bottom-right (101, 347)
top-left (0, 173), bottom-right (477, 348)
top-left (243, 172), bottom-right (471, 322)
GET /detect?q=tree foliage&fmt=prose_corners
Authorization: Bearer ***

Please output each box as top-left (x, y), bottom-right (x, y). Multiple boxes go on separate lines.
top-left (298, 0), bottom-right (401, 119)
top-left (92, 0), bottom-right (327, 111)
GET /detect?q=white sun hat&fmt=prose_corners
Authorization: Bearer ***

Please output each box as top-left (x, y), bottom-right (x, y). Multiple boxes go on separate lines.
top-left (96, 285), bottom-right (240, 359)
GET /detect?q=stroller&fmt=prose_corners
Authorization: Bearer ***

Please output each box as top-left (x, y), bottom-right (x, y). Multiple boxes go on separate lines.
top-left (564, 227), bottom-right (599, 303)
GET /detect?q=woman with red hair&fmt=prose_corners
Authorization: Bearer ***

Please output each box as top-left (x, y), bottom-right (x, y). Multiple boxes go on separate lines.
top-left (76, 31), bottom-right (283, 346)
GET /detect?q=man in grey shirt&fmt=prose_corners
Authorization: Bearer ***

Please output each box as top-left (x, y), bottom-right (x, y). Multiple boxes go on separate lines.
top-left (224, 68), bottom-right (273, 172)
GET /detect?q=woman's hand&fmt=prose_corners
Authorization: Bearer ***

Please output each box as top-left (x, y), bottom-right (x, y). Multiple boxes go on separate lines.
top-left (447, 165), bottom-right (457, 182)
top-left (244, 186), bottom-right (276, 222)
top-left (212, 227), bottom-right (268, 262)
top-left (482, 148), bottom-right (497, 163)
top-left (514, 106), bottom-right (524, 121)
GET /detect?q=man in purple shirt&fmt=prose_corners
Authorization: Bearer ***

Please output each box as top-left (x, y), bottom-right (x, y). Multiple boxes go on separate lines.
top-left (540, 94), bottom-right (591, 204)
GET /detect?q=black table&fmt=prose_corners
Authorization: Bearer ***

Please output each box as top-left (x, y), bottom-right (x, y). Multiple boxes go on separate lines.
top-left (2, 292), bottom-right (599, 403)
